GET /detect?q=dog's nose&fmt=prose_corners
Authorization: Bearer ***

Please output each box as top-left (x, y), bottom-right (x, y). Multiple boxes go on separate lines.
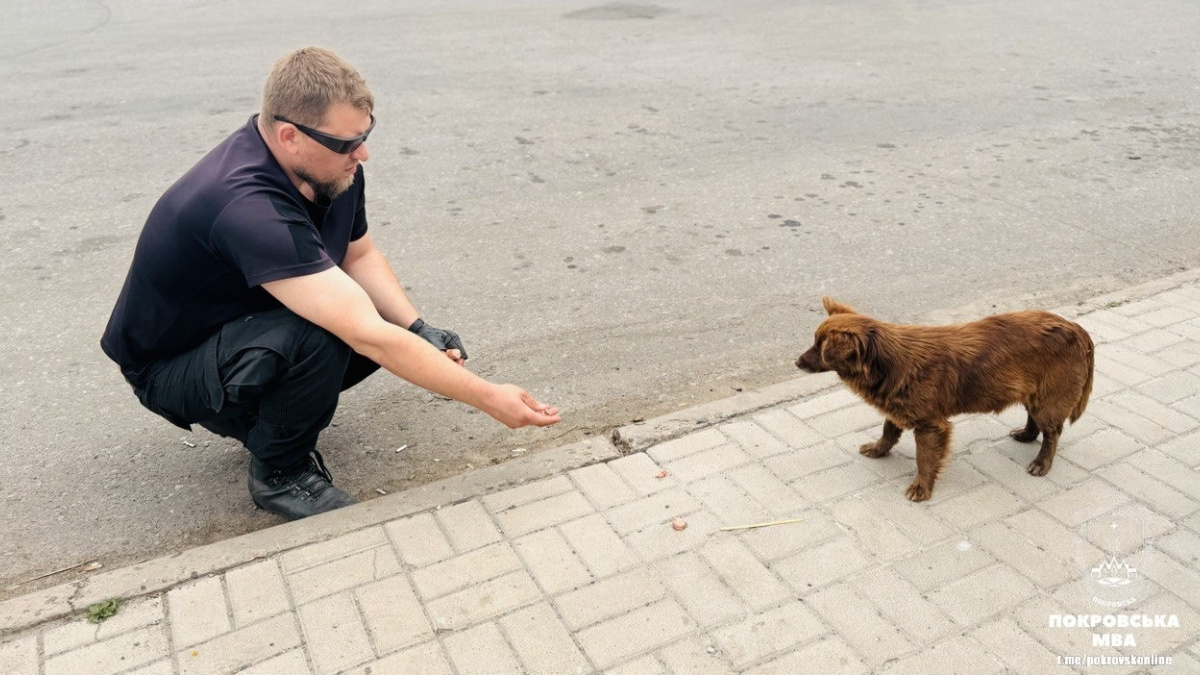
top-left (796, 350), bottom-right (823, 372)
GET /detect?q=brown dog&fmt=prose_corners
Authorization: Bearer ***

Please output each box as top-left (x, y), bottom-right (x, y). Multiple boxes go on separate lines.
top-left (796, 297), bottom-right (1094, 502)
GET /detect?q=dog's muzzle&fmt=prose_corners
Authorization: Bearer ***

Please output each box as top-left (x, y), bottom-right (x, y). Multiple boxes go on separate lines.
top-left (796, 349), bottom-right (825, 373)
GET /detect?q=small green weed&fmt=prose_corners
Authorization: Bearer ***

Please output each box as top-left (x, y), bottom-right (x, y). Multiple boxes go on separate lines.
top-left (86, 598), bottom-right (123, 623)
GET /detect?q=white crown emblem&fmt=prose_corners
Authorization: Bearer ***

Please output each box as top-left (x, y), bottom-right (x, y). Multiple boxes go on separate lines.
top-left (1091, 556), bottom-right (1137, 587)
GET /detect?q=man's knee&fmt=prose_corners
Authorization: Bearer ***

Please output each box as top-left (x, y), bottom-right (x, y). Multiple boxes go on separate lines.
top-left (293, 319), bottom-right (350, 366)
top-left (217, 311), bottom-right (350, 404)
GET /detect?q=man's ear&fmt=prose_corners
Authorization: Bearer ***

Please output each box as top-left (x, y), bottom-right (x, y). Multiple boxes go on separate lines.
top-left (822, 297), bottom-right (857, 316)
top-left (269, 119), bottom-right (301, 155)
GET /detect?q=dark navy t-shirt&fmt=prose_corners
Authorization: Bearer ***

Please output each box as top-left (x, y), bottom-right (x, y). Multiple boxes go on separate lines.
top-left (101, 115), bottom-right (368, 380)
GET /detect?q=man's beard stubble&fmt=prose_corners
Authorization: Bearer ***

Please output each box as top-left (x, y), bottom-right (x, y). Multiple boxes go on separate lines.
top-left (295, 166), bottom-right (353, 202)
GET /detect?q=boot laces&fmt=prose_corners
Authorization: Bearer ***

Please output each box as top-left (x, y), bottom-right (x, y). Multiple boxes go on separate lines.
top-left (308, 449), bottom-right (334, 484)
top-left (266, 450), bottom-right (334, 487)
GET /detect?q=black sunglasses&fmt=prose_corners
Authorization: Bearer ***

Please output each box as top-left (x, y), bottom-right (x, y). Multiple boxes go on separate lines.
top-left (273, 114), bottom-right (376, 154)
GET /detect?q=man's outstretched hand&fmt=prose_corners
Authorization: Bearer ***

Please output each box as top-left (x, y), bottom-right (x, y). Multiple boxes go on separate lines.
top-left (484, 384), bottom-right (561, 428)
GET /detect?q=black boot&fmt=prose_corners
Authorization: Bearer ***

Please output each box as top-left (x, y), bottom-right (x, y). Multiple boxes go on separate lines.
top-left (248, 450), bottom-right (358, 520)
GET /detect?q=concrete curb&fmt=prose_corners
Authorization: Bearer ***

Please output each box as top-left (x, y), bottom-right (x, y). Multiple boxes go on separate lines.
top-left (0, 437), bottom-right (617, 636)
top-left (612, 372), bottom-right (841, 454)
top-left (3, 266), bottom-right (1197, 638)
top-left (1053, 267), bottom-right (1200, 320)
top-left (0, 369), bottom-right (842, 637)
top-left (1, 364), bottom-right (842, 637)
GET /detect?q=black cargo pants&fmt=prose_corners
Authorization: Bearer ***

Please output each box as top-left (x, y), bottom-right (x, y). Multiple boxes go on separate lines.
top-left (127, 308), bottom-right (380, 469)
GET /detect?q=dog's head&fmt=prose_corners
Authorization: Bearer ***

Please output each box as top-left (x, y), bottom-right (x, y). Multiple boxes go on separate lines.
top-left (796, 297), bottom-right (877, 379)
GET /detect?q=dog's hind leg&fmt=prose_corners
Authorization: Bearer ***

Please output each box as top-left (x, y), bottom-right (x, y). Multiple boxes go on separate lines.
top-left (1009, 411), bottom-right (1040, 443)
top-left (906, 420), bottom-right (951, 502)
top-left (1026, 414), bottom-right (1064, 476)
top-left (861, 419), bottom-right (902, 458)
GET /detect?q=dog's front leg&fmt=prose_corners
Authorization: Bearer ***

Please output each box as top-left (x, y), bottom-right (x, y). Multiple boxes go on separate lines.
top-left (861, 419), bottom-right (903, 458)
top-left (906, 420), bottom-right (952, 502)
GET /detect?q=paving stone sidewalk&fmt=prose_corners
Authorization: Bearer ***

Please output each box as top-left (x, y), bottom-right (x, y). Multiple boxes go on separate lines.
top-left (4, 274), bottom-right (1200, 674)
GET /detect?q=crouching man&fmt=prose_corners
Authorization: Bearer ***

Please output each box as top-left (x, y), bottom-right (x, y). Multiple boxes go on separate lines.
top-left (101, 47), bottom-right (560, 520)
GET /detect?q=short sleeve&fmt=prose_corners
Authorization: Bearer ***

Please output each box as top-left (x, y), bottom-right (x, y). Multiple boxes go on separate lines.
top-left (210, 192), bottom-right (335, 288)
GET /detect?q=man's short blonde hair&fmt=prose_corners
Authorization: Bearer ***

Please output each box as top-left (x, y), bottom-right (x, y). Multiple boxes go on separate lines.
top-left (261, 47), bottom-right (374, 129)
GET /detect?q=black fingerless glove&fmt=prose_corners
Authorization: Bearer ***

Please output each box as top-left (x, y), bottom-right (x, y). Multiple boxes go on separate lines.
top-left (408, 318), bottom-right (468, 360)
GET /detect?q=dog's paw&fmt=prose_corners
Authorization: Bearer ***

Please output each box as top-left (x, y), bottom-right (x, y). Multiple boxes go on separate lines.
top-left (1026, 459), bottom-right (1052, 476)
top-left (905, 482), bottom-right (932, 502)
top-left (1009, 427), bottom-right (1039, 443)
top-left (859, 442), bottom-right (891, 458)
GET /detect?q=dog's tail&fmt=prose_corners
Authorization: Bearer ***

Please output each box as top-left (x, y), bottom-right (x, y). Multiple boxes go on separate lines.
top-left (1070, 329), bottom-right (1095, 424)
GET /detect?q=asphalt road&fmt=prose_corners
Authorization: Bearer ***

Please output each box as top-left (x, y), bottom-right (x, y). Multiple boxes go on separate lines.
top-left (3, 0), bottom-right (1199, 597)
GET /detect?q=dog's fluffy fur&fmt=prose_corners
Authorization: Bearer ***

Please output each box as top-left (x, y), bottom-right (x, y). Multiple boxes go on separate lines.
top-left (796, 297), bottom-right (1094, 502)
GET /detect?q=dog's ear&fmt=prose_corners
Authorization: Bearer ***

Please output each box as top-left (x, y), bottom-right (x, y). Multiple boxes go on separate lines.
top-left (820, 330), bottom-right (864, 373)
top-left (822, 297), bottom-right (857, 316)
top-left (821, 327), bottom-right (878, 379)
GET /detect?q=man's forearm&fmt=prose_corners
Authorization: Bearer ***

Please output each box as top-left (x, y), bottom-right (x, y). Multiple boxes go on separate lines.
top-left (342, 246), bottom-right (420, 329)
top-left (356, 317), bottom-right (481, 393)
top-left (263, 267), bottom-right (558, 430)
